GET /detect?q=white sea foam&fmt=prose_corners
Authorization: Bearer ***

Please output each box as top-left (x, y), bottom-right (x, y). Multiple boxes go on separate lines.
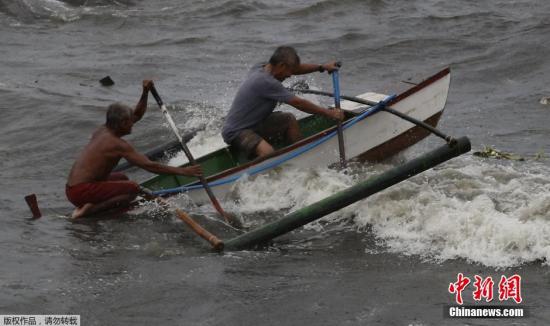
top-left (163, 101), bottom-right (550, 268)
top-left (166, 125), bottom-right (226, 167)
top-left (232, 167), bottom-right (354, 214)
top-left (353, 158), bottom-right (550, 268)
top-left (21, 0), bottom-right (83, 22)
top-left (8, 0), bottom-right (132, 24)
top-left (230, 154), bottom-right (550, 268)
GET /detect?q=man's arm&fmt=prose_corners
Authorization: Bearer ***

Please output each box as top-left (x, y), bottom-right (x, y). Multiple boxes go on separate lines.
top-left (293, 61), bottom-right (339, 75)
top-left (287, 96), bottom-right (344, 121)
top-left (119, 141), bottom-right (202, 177)
top-left (132, 80), bottom-right (153, 123)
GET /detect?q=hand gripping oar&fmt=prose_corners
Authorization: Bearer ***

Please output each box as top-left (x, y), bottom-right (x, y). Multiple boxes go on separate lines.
top-left (292, 87), bottom-right (456, 145)
top-left (149, 85), bottom-right (242, 228)
top-left (330, 63), bottom-right (347, 168)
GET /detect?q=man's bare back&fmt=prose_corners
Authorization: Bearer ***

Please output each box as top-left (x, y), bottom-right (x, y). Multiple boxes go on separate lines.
top-left (67, 126), bottom-right (129, 186)
top-left (66, 80), bottom-right (202, 219)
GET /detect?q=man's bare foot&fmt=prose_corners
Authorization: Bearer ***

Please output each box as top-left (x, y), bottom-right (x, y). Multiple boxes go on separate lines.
top-left (71, 203), bottom-right (94, 219)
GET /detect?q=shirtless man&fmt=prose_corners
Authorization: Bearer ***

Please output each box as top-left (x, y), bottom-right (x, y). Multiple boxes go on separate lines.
top-left (66, 80), bottom-right (201, 219)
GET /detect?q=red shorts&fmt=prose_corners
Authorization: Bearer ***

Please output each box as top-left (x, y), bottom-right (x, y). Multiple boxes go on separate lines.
top-left (66, 173), bottom-right (140, 207)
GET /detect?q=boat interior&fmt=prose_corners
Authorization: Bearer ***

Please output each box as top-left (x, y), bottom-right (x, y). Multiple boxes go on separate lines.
top-left (141, 111), bottom-right (357, 191)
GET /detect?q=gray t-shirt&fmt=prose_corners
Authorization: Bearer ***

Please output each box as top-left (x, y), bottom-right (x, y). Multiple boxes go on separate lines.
top-left (222, 63), bottom-right (294, 143)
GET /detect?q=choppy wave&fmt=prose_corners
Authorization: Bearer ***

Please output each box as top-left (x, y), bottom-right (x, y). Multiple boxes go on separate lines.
top-left (180, 0), bottom-right (268, 19)
top-left (0, 0), bottom-right (83, 23)
top-left (0, 0), bottom-right (134, 24)
top-left (165, 102), bottom-right (228, 164)
top-left (203, 151), bottom-right (550, 268)
top-left (164, 112), bottom-right (550, 268)
top-left (288, 0), bottom-right (386, 17)
top-left (156, 90), bottom-right (550, 269)
top-left (353, 158), bottom-right (550, 268)
top-left (2, 0), bottom-right (550, 270)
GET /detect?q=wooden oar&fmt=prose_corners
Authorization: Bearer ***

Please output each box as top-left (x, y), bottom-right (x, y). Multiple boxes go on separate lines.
top-left (292, 87), bottom-right (456, 145)
top-left (140, 188), bottom-right (224, 250)
top-left (149, 85), bottom-right (242, 228)
top-left (113, 130), bottom-right (198, 172)
top-left (330, 64), bottom-right (347, 168)
top-left (173, 205), bottom-right (224, 250)
top-left (24, 188), bottom-right (224, 250)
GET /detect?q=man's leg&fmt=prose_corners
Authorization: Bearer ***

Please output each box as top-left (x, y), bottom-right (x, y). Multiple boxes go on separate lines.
top-left (285, 114), bottom-right (302, 143)
top-left (72, 193), bottom-right (137, 219)
top-left (67, 180), bottom-right (140, 219)
top-left (231, 129), bottom-right (270, 159)
top-left (257, 112), bottom-right (302, 145)
top-left (255, 139), bottom-right (275, 158)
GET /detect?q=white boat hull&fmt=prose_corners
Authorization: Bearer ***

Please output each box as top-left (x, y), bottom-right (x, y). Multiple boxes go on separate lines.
top-left (161, 69), bottom-right (451, 205)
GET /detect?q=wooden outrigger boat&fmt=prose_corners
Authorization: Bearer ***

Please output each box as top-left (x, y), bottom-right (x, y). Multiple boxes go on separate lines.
top-left (141, 68), bottom-right (451, 204)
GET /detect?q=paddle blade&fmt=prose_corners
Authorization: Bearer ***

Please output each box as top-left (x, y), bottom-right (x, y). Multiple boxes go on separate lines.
top-left (224, 211), bottom-right (244, 229)
top-left (24, 194), bottom-right (42, 218)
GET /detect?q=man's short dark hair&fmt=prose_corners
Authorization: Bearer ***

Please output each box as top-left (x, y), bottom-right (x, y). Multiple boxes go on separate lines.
top-left (106, 103), bottom-right (132, 129)
top-left (269, 46), bottom-right (301, 68)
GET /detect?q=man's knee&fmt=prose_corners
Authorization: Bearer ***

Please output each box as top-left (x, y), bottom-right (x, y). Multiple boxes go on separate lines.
top-left (255, 140), bottom-right (275, 158)
top-left (284, 113), bottom-right (301, 142)
top-left (282, 112), bottom-right (296, 121)
top-left (117, 181), bottom-right (141, 199)
top-left (128, 181), bottom-right (141, 194)
top-left (281, 112), bottom-right (298, 127)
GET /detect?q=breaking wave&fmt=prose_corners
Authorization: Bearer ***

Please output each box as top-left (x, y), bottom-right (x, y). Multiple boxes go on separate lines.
top-left (161, 97), bottom-right (550, 268)
top-left (352, 157), bottom-right (550, 268)
top-left (0, 0), bottom-right (134, 24)
top-left (0, 0), bottom-right (83, 23)
top-left (224, 151), bottom-right (550, 268)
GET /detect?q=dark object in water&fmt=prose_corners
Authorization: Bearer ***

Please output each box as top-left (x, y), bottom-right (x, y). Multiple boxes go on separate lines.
top-left (24, 194), bottom-right (42, 218)
top-left (99, 76), bottom-right (115, 86)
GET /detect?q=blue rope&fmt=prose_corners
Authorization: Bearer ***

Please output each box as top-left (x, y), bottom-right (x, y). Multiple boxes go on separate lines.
top-left (152, 95), bottom-right (396, 196)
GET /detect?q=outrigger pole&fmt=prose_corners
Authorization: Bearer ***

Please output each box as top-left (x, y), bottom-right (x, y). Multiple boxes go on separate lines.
top-left (224, 136), bottom-right (471, 250)
top-left (293, 88), bottom-right (456, 145)
top-left (149, 85), bottom-right (242, 228)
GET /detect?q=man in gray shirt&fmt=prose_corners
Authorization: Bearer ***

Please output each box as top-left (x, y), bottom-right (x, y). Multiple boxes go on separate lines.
top-left (222, 46), bottom-right (344, 159)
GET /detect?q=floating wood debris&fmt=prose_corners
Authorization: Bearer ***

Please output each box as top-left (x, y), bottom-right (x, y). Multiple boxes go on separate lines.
top-left (473, 146), bottom-right (524, 161)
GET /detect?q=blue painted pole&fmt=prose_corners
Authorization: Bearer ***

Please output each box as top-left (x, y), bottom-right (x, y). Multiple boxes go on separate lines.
top-left (331, 67), bottom-right (346, 168)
